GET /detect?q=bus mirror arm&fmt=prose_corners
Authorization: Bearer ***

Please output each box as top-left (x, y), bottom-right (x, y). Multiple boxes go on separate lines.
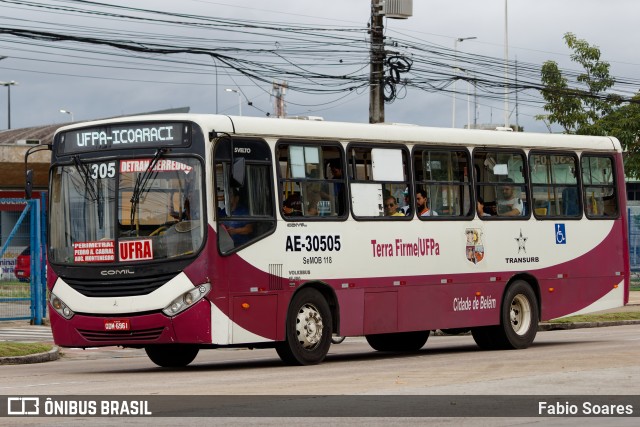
top-left (24, 144), bottom-right (52, 200)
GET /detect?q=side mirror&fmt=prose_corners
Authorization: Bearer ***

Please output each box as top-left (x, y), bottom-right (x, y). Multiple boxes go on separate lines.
top-left (25, 169), bottom-right (34, 200)
top-left (24, 143), bottom-right (52, 200)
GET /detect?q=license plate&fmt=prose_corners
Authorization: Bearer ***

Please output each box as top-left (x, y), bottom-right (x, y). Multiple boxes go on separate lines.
top-left (104, 319), bottom-right (130, 331)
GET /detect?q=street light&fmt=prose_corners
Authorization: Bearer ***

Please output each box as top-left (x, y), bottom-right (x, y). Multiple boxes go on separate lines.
top-left (225, 88), bottom-right (242, 116)
top-left (452, 37), bottom-right (476, 128)
top-left (0, 80), bottom-right (18, 129)
top-left (59, 109), bottom-right (74, 122)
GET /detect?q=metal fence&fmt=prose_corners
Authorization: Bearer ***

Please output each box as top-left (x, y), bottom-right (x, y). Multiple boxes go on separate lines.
top-left (629, 207), bottom-right (640, 273)
top-left (0, 196), bottom-right (47, 324)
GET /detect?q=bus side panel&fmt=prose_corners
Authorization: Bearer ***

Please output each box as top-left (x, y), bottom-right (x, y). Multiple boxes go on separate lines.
top-left (539, 222), bottom-right (626, 320)
top-left (398, 282), bottom-right (503, 332)
top-left (231, 294), bottom-right (278, 340)
top-left (363, 291), bottom-right (397, 334)
top-left (172, 299), bottom-right (212, 343)
top-left (335, 288), bottom-right (364, 337)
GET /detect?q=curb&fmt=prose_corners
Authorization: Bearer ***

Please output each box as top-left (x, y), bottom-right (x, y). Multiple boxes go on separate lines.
top-left (434, 319), bottom-right (640, 336)
top-left (0, 346), bottom-right (60, 365)
top-left (538, 319), bottom-right (640, 331)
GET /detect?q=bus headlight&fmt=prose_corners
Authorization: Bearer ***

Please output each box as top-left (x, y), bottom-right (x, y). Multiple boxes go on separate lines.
top-left (50, 293), bottom-right (75, 320)
top-left (162, 283), bottom-right (211, 317)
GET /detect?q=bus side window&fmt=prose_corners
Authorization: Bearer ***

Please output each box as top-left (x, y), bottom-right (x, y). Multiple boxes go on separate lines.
top-left (415, 148), bottom-right (472, 218)
top-left (473, 149), bottom-right (527, 219)
top-left (581, 155), bottom-right (617, 218)
top-left (529, 152), bottom-right (580, 219)
top-left (347, 145), bottom-right (409, 219)
top-left (214, 137), bottom-right (276, 254)
top-left (277, 141), bottom-right (346, 219)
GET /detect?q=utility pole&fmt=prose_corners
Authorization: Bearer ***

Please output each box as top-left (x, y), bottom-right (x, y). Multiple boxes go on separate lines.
top-left (515, 57), bottom-right (520, 131)
top-left (369, 0), bottom-right (385, 124)
top-left (272, 81), bottom-right (287, 118)
top-left (504, 0), bottom-right (509, 129)
top-left (452, 36), bottom-right (476, 128)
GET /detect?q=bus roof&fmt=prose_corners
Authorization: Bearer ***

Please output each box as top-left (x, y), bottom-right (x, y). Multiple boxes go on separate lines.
top-left (56, 114), bottom-right (622, 153)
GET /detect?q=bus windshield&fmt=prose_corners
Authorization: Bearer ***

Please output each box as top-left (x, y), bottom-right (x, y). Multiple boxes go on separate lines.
top-left (49, 157), bottom-right (204, 265)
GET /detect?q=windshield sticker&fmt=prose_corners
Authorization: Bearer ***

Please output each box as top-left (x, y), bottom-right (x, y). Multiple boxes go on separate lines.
top-left (119, 239), bottom-right (153, 262)
top-left (120, 159), bottom-right (192, 174)
top-left (73, 241), bottom-right (115, 263)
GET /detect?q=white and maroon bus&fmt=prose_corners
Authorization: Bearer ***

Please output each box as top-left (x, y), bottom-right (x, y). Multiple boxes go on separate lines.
top-left (42, 115), bottom-right (630, 367)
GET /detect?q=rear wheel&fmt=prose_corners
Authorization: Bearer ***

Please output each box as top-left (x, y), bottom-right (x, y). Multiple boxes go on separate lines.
top-left (276, 288), bottom-right (332, 365)
top-left (365, 330), bottom-right (429, 352)
top-left (145, 344), bottom-right (199, 367)
top-left (472, 280), bottom-right (538, 350)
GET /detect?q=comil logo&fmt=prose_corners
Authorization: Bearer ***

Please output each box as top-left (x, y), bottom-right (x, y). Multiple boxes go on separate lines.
top-left (7, 397), bottom-right (40, 415)
top-left (100, 268), bottom-right (135, 276)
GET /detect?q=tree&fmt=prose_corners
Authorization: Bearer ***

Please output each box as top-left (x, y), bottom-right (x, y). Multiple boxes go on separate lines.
top-left (539, 32), bottom-right (640, 178)
top-left (539, 33), bottom-right (618, 133)
top-left (597, 94), bottom-right (640, 178)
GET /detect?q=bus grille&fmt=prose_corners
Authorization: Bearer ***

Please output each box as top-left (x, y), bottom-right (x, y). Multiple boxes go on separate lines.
top-left (63, 273), bottom-right (178, 297)
top-left (77, 327), bottom-right (165, 342)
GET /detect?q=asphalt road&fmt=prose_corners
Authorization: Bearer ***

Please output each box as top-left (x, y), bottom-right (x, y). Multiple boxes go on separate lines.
top-left (1, 324), bottom-right (639, 426)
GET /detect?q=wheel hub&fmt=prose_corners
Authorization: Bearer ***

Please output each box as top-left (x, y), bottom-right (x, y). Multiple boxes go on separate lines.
top-left (510, 294), bottom-right (532, 335)
top-left (295, 303), bottom-right (324, 349)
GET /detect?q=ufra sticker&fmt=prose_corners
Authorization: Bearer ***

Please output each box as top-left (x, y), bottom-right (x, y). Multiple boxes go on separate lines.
top-left (119, 239), bottom-right (153, 261)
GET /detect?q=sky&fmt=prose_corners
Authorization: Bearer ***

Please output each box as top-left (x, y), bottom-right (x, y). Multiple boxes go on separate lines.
top-left (0, 0), bottom-right (639, 134)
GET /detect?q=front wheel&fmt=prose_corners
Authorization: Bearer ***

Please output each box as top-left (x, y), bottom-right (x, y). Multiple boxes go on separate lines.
top-left (276, 288), bottom-right (332, 365)
top-left (145, 344), bottom-right (199, 368)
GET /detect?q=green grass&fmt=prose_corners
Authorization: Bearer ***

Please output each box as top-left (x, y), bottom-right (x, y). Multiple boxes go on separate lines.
top-left (0, 283), bottom-right (30, 298)
top-left (548, 312), bottom-right (640, 324)
top-left (0, 342), bottom-right (52, 357)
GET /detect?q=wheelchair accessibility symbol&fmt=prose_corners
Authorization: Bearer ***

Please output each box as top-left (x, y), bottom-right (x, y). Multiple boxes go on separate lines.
top-left (555, 224), bottom-right (566, 244)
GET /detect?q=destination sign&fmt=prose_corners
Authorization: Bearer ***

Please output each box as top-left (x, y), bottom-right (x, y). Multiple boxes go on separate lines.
top-left (58, 122), bottom-right (189, 155)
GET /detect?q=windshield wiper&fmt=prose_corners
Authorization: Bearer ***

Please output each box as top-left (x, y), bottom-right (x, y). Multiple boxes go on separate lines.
top-left (72, 155), bottom-right (98, 201)
top-left (129, 148), bottom-right (167, 233)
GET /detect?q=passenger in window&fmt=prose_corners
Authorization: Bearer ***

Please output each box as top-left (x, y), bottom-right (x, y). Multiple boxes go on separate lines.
top-left (416, 189), bottom-right (438, 217)
top-left (400, 188), bottom-right (412, 216)
top-left (219, 188), bottom-right (254, 245)
top-left (497, 179), bottom-right (523, 216)
top-left (477, 195), bottom-right (490, 217)
top-left (306, 191), bottom-right (321, 216)
top-left (384, 196), bottom-right (405, 217)
top-left (283, 193), bottom-right (303, 216)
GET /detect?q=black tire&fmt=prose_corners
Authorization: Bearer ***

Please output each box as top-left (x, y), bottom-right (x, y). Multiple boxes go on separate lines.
top-left (276, 288), bottom-right (332, 366)
top-left (145, 344), bottom-right (199, 368)
top-left (365, 330), bottom-right (429, 352)
top-left (471, 325), bottom-right (502, 350)
top-left (472, 280), bottom-right (538, 350)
